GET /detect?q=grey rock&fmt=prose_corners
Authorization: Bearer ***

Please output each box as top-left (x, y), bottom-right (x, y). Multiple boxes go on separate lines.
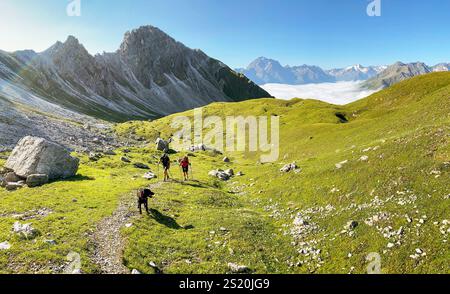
top-left (89, 152), bottom-right (102, 161)
top-left (156, 138), bottom-right (169, 152)
top-left (224, 169), bottom-right (234, 177)
top-left (13, 222), bottom-right (39, 239)
top-left (227, 262), bottom-right (250, 273)
top-left (0, 241), bottom-right (11, 250)
top-left (103, 150), bottom-right (116, 156)
top-left (134, 163), bottom-right (150, 169)
top-left (143, 172), bottom-right (157, 180)
top-left (280, 163), bottom-right (298, 173)
top-left (121, 157), bottom-right (131, 163)
top-left (345, 221), bottom-right (359, 230)
top-left (6, 182), bottom-right (25, 191)
top-left (44, 239), bottom-right (57, 245)
top-left (6, 136), bottom-right (79, 180)
top-left (335, 160), bottom-right (348, 169)
top-left (5, 172), bottom-right (24, 183)
top-left (208, 169), bottom-right (231, 181)
top-left (26, 174), bottom-right (49, 188)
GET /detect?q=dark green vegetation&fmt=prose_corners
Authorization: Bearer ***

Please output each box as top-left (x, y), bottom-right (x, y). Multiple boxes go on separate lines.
top-left (1, 72), bottom-right (449, 273)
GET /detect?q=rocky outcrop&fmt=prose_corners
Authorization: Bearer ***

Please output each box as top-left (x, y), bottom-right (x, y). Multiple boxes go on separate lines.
top-left (5, 136), bottom-right (79, 180)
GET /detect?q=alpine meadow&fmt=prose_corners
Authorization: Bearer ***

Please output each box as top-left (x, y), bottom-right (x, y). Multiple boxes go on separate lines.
top-left (0, 0), bottom-right (449, 282)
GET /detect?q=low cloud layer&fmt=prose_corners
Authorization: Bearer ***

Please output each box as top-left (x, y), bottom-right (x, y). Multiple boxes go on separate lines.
top-left (261, 81), bottom-right (379, 105)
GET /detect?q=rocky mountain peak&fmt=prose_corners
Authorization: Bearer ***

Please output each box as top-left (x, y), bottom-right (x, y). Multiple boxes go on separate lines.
top-left (119, 25), bottom-right (182, 56)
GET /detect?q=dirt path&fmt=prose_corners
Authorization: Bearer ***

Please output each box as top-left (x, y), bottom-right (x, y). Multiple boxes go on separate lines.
top-left (90, 182), bottom-right (163, 274)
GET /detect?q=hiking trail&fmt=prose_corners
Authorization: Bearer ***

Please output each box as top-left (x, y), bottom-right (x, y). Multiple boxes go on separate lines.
top-left (90, 181), bottom-right (164, 274)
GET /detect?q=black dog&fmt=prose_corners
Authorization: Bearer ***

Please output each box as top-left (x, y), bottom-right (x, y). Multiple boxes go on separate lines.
top-left (137, 188), bottom-right (155, 214)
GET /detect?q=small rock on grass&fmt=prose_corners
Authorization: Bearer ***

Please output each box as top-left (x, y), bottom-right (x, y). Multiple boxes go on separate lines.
top-left (121, 157), bottom-right (131, 163)
top-left (13, 222), bottom-right (39, 239)
top-left (143, 172), bottom-right (157, 180)
top-left (131, 269), bottom-right (141, 274)
top-left (359, 155), bottom-right (369, 162)
top-left (6, 182), bottom-right (25, 191)
top-left (335, 160), bottom-right (348, 169)
top-left (345, 220), bottom-right (359, 230)
top-left (228, 263), bottom-right (250, 273)
top-left (44, 239), bottom-right (57, 245)
top-left (134, 163), bottom-right (150, 169)
top-left (0, 241), bottom-right (11, 250)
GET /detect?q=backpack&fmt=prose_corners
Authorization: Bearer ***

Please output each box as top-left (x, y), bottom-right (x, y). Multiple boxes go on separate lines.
top-left (161, 154), bottom-right (170, 167)
top-left (180, 157), bottom-right (189, 167)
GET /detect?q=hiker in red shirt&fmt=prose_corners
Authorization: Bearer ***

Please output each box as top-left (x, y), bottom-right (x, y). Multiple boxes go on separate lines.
top-left (180, 155), bottom-right (191, 181)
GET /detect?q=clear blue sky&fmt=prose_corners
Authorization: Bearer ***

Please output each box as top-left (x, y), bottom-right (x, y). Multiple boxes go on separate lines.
top-left (0, 0), bottom-right (449, 69)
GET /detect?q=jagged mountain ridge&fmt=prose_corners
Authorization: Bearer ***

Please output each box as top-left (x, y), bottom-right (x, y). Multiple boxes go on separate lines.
top-left (0, 26), bottom-right (270, 122)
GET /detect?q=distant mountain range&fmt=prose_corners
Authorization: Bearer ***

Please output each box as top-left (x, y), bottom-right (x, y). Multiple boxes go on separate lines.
top-left (0, 26), bottom-right (270, 122)
top-left (235, 57), bottom-right (387, 85)
top-left (236, 57), bottom-right (449, 88)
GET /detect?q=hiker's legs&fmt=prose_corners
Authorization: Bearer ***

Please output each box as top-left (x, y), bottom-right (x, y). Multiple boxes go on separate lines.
top-left (138, 201), bottom-right (142, 215)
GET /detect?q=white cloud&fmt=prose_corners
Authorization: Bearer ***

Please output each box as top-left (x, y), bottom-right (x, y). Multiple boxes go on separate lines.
top-left (261, 81), bottom-right (380, 105)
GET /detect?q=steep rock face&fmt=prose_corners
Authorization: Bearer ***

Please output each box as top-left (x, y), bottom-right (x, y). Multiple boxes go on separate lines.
top-left (0, 26), bottom-right (270, 122)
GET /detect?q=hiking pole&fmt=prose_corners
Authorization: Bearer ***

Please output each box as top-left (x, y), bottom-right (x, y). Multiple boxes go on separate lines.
top-left (157, 163), bottom-right (160, 181)
top-left (190, 164), bottom-right (194, 181)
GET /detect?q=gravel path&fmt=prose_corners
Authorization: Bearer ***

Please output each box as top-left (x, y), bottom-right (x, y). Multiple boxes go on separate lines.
top-left (90, 182), bottom-right (163, 274)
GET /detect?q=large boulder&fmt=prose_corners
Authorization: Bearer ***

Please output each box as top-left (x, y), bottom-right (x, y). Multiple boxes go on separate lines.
top-left (5, 136), bottom-right (79, 180)
top-left (156, 138), bottom-right (169, 152)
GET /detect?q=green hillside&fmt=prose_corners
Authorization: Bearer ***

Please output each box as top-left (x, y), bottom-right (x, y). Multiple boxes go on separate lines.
top-left (1, 72), bottom-right (449, 274)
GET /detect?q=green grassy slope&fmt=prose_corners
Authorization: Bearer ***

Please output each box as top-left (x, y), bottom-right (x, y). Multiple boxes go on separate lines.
top-left (0, 72), bottom-right (449, 274)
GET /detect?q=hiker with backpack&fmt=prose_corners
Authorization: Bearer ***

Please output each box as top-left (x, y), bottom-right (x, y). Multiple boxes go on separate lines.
top-left (160, 153), bottom-right (171, 182)
top-left (179, 155), bottom-right (191, 181)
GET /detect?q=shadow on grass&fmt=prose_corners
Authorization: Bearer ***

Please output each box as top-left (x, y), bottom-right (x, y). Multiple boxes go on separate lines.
top-left (149, 208), bottom-right (182, 229)
top-left (170, 179), bottom-right (214, 189)
top-left (61, 175), bottom-right (96, 182)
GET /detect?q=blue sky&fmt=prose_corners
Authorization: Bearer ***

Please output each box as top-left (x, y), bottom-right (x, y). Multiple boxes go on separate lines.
top-left (0, 0), bottom-right (449, 69)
